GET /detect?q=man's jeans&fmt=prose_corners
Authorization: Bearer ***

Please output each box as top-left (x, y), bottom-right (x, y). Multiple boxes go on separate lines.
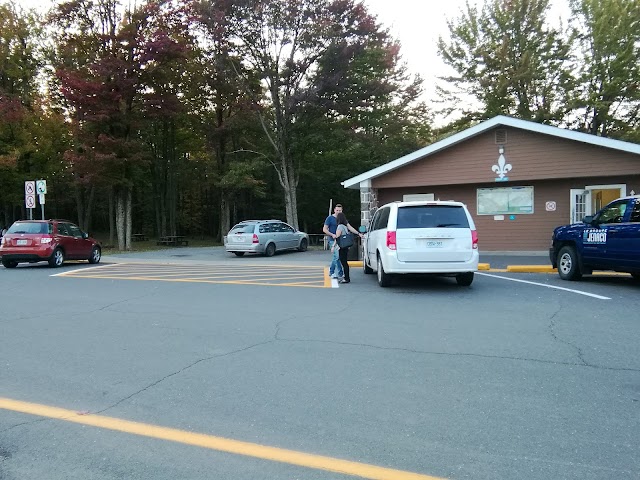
top-left (328, 239), bottom-right (344, 277)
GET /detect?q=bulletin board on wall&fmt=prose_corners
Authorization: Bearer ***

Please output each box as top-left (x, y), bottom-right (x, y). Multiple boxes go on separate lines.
top-left (477, 186), bottom-right (534, 215)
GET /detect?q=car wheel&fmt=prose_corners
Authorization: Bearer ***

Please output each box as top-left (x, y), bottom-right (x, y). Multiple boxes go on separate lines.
top-left (298, 238), bottom-right (308, 252)
top-left (2, 259), bottom-right (18, 268)
top-left (48, 248), bottom-right (65, 268)
top-left (456, 272), bottom-right (474, 286)
top-left (234, 252), bottom-right (245, 257)
top-left (88, 246), bottom-right (101, 264)
top-left (557, 246), bottom-right (582, 281)
top-left (377, 255), bottom-right (392, 287)
top-left (363, 254), bottom-right (373, 274)
top-left (265, 242), bottom-right (276, 257)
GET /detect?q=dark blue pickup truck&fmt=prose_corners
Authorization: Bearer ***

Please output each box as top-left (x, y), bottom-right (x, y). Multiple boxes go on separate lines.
top-left (550, 195), bottom-right (640, 281)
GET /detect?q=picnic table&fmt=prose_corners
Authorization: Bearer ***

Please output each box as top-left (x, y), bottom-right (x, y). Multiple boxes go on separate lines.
top-left (132, 233), bottom-right (149, 242)
top-left (157, 235), bottom-right (189, 247)
top-left (308, 233), bottom-right (328, 249)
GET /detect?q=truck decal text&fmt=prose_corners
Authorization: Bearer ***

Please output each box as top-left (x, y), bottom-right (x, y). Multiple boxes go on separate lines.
top-left (583, 229), bottom-right (607, 244)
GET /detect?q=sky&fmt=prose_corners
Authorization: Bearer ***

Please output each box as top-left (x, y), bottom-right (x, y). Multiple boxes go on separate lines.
top-left (363, 0), bottom-right (571, 105)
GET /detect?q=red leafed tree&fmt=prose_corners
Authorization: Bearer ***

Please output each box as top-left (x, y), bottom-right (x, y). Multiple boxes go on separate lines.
top-left (50, 0), bottom-right (191, 249)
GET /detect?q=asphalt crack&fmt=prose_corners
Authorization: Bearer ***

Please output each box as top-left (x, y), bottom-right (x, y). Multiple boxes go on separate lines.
top-left (547, 303), bottom-right (591, 367)
top-left (93, 340), bottom-right (275, 415)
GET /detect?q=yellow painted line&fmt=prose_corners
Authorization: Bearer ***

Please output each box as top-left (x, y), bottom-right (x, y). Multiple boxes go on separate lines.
top-left (324, 267), bottom-right (332, 288)
top-left (64, 272), bottom-right (324, 282)
top-left (106, 265), bottom-right (320, 272)
top-left (348, 261), bottom-right (363, 267)
top-left (232, 275), bottom-right (322, 282)
top-left (275, 280), bottom-right (327, 287)
top-left (506, 265), bottom-right (557, 273)
top-left (74, 271), bottom-right (322, 280)
top-left (0, 397), bottom-right (444, 480)
top-left (478, 263), bottom-right (490, 270)
top-left (60, 275), bottom-right (330, 288)
top-left (122, 262), bottom-right (329, 269)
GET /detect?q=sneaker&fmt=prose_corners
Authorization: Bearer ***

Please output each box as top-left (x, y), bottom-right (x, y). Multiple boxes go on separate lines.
top-left (330, 273), bottom-right (339, 279)
top-left (338, 278), bottom-right (350, 284)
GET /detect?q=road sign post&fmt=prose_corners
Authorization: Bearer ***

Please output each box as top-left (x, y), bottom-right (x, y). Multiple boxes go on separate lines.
top-left (25, 181), bottom-right (35, 220)
top-left (39, 194), bottom-right (46, 219)
top-left (36, 180), bottom-right (47, 219)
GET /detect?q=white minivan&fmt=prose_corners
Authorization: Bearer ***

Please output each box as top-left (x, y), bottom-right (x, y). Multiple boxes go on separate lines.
top-left (362, 200), bottom-right (479, 287)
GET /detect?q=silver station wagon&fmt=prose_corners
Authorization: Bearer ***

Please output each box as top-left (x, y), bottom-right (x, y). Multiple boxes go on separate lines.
top-left (225, 220), bottom-right (309, 257)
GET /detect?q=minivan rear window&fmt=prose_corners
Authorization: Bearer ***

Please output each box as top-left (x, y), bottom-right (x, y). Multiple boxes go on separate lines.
top-left (7, 222), bottom-right (52, 234)
top-left (230, 223), bottom-right (256, 234)
top-left (397, 206), bottom-right (470, 229)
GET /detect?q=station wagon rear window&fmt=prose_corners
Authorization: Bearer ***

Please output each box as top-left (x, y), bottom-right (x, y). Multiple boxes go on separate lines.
top-left (230, 223), bottom-right (256, 233)
top-left (397, 206), bottom-right (470, 229)
top-left (7, 222), bottom-right (52, 234)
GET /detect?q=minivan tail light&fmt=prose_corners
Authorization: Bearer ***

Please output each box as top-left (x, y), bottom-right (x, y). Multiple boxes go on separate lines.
top-left (252, 234), bottom-right (259, 244)
top-left (471, 230), bottom-right (478, 249)
top-left (386, 231), bottom-right (397, 250)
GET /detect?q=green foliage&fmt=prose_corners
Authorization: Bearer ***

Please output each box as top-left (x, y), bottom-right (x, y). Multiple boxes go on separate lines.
top-left (437, 0), bottom-right (573, 124)
top-left (568, 0), bottom-right (640, 137)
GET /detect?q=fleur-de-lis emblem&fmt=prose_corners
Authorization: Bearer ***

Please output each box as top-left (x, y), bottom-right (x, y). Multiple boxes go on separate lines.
top-left (492, 146), bottom-right (512, 181)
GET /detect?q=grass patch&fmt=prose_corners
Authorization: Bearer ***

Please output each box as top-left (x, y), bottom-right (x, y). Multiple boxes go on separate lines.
top-left (95, 236), bottom-right (222, 256)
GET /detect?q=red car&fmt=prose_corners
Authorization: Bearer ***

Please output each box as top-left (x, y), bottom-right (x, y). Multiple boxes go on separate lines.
top-left (0, 220), bottom-right (101, 268)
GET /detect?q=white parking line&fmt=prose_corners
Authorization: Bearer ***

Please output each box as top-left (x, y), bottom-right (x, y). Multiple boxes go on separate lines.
top-left (50, 263), bottom-right (116, 277)
top-left (477, 272), bottom-right (611, 300)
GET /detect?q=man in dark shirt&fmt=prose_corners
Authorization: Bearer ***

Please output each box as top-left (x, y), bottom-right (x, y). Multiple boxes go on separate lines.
top-left (322, 204), bottom-right (362, 279)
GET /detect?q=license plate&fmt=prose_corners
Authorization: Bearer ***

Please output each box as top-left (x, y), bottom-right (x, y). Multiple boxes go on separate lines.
top-left (17, 239), bottom-right (28, 246)
top-left (233, 236), bottom-right (245, 243)
top-left (425, 240), bottom-right (444, 248)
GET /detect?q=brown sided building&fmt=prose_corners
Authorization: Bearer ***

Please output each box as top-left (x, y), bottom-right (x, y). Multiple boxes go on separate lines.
top-left (342, 116), bottom-right (640, 251)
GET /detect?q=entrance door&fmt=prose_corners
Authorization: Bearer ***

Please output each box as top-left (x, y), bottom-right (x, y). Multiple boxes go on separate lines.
top-left (570, 184), bottom-right (626, 224)
top-left (570, 189), bottom-right (590, 224)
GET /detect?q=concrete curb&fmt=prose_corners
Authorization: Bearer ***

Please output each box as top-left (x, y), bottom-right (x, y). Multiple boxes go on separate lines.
top-left (506, 265), bottom-right (557, 273)
top-left (347, 262), bottom-right (558, 273)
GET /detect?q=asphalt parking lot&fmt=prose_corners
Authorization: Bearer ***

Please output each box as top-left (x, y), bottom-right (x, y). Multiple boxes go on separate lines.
top-left (1, 247), bottom-right (639, 480)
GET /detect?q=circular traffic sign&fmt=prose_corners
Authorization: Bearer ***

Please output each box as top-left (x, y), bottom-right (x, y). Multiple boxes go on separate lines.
top-left (36, 180), bottom-right (47, 194)
top-left (25, 183), bottom-right (35, 194)
top-left (26, 195), bottom-right (36, 208)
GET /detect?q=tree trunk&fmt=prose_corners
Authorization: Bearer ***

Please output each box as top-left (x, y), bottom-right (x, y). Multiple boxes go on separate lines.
top-left (75, 186), bottom-right (85, 229)
top-left (116, 188), bottom-right (125, 251)
top-left (279, 153), bottom-right (299, 229)
top-left (219, 191), bottom-right (231, 242)
top-left (125, 187), bottom-right (132, 250)
top-left (85, 185), bottom-right (95, 233)
top-left (108, 187), bottom-right (115, 247)
top-left (115, 186), bottom-right (133, 251)
top-left (74, 184), bottom-right (95, 232)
